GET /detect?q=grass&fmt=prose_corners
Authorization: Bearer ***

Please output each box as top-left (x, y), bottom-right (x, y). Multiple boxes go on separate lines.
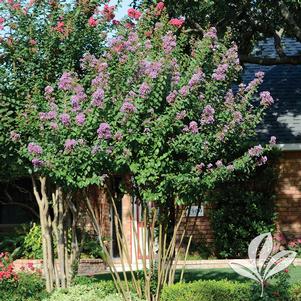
top-left (94, 266), bottom-right (301, 284)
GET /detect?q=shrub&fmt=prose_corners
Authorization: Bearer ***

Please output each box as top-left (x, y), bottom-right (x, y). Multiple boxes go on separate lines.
top-left (43, 282), bottom-right (117, 301)
top-left (0, 272), bottom-right (47, 301)
top-left (209, 159), bottom-right (278, 258)
top-left (290, 283), bottom-right (301, 301)
top-left (23, 223), bottom-right (43, 259)
top-left (160, 280), bottom-right (252, 301)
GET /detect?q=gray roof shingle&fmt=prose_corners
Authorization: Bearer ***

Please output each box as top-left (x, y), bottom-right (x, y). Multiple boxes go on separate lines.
top-left (243, 38), bottom-right (301, 144)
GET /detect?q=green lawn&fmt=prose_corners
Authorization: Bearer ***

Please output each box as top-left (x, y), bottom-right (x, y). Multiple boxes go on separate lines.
top-left (179, 267), bottom-right (301, 284)
top-left (95, 266), bottom-right (301, 284)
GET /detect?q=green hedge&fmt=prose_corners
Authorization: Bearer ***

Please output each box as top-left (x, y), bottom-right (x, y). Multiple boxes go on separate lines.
top-left (160, 280), bottom-right (251, 301)
top-left (161, 280), bottom-right (301, 301)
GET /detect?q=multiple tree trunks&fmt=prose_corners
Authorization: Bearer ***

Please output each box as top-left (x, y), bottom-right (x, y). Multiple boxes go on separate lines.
top-left (31, 176), bottom-right (80, 292)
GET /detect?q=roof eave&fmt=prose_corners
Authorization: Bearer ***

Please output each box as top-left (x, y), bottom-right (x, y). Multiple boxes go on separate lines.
top-left (278, 143), bottom-right (301, 151)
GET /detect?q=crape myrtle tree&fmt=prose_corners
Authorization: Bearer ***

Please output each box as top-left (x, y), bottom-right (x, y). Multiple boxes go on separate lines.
top-left (10, 0), bottom-right (277, 293)
top-left (14, 0), bottom-right (276, 272)
top-left (3, 0), bottom-right (119, 291)
top-left (0, 0), bottom-right (118, 179)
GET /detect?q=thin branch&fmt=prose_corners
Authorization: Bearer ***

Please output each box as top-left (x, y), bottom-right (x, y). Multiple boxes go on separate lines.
top-left (279, 1), bottom-right (301, 41)
top-left (240, 54), bottom-right (301, 65)
top-left (0, 200), bottom-right (39, 218)
top-left (274, 29), bottom-right (285, 57)
top-left (31, 175), bottom-right (42, 205)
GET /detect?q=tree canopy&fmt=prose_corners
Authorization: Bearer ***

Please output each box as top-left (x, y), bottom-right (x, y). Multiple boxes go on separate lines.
top-left (133, 0), bottom-right (301, 65)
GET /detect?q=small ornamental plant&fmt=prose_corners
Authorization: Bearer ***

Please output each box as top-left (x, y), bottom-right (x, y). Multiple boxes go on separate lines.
top-left (0, 252), bottom-right (18, 290)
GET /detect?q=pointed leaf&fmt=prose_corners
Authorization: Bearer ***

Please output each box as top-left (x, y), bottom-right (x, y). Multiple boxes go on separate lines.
top-left (229, 261), bottom-right (261, 283)
top-left (258, 233), bottom-right (273, 273)
top-left (263, 250), bottom-right (296, 280)
top-left (248, 233), bottom-right (270, 267)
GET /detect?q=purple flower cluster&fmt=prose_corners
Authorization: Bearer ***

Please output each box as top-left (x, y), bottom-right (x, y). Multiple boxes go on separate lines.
top-left (172, 71), bottom-right (181, 85)
top-left (223, 43), bottom-right (240, 68)
top-left (39, 111), bottom-right (57, 121)
top-left (64, 139), bottom-right (77, 152)
top-left (44, 86), bottom-right (54, 95)
top-left (212, 63), bottom-right (228, 81)
top-left (217, 125), bottom-right (230, 141)
top-left (140, 60), bottom-right (162, 79)
top-left (91, 73), bottom-right (108, 88)
top-left (28, 142), bottom-right (43, 155)
top-left (260, 91), bottom-right (274, 107)
top-left (114, 131), bottom-right (123, 141)
top-left (92, 88), bottom-right (105, 107)
top-left (71, 85), bottom-right (87, 106)
top-left (248, 144), bottom-right (263, 157)
top-left (204, 27), bottom-right (217, 40)
top-left (60, 113), bottom-right (71, 126)
top-left (32, 158), bottom-right (44, 167)
top-left (269, 136), bottom-right (277, 145)
top-left (162, 31), bottom-right (177, 54)
top-left (196, 163), bottom-right (205, 173)
top-left (124, 32), bottom-right (139, 52)
top-left (91, 145), bottom-right (100, 155)
top-left (257, 156), bottom-right (268, 166)
top-left (58, 72), bottom-right (74, 91)
top-left (227, 164), bottom-right (234, 171)
top-left (10, 131), bottom-right (20, 142)
top-left (179, 85), bottom-right (189, 97)
top-left (97, 123), bottom-right (111, 139)
top-left (176, 110), bottom-right (186, 120)
top-left (139, 82), bottom-right (151, 98)
top-left (245, 71), bottom-right (265, 91)
top-left (201, 105), bottom-right (215, 125)
top-left (224, 89), bottom-right (234, 107)
top-left (75, 113), bottom-right (85, 126)
top-left (80, 53), bottom-right (98, 70)
top-left (233, 111), bottom-right (243, 123)
top-left (189, 121), bottom-right (199, 133)
top-left (50, 122), bottom-right (58, 130)
top-left (145, 40), bottom-right (152, 50)
top-left (189, 69), bottom-right (205, 87)
top-left (166, 90), bottom-right (178, 104)
top-left (120, 101), bottom-right (137, 113)
top-left (215, 160), bottom-right (223, 168)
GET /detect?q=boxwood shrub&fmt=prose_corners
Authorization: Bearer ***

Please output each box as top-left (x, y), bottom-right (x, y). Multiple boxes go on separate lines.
top-left (160, 280), bottom-right (252, 301)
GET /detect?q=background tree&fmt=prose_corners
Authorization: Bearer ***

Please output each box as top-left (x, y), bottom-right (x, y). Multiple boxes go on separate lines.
top-left (2, 0), bottom-right (119, 291)
top-left (133, 0), bottom-right (301, 65)
top-left (0, 0), bottom-right (118, 180)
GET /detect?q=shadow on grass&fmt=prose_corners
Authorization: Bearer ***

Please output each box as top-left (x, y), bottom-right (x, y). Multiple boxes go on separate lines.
top-left (94, 265), bottom-right (301, 284)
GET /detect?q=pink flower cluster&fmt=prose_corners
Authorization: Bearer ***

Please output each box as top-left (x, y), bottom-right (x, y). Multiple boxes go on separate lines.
top-left (28, 142), bottom-right (42, 155)
top-left (260, 91), bottom-right (274, 107)
top-left (169, 18), bottom-right (184, 28)
top-left (248, 145), bottom-right (263, 157)
top-left (128, 8), bottom-right (141, 20)
top-left (97, 123), bottom-right (111, 139)
top-left (201, 105), bottom-right (215, 125)
top-left (162, 31), bottom-right (177, 54)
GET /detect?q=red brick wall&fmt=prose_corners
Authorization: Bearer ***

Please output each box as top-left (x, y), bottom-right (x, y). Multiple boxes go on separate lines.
top-left (177, 205), bottom-right (214, 245)
top-left (275, 151), bottom-right (301, 239)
